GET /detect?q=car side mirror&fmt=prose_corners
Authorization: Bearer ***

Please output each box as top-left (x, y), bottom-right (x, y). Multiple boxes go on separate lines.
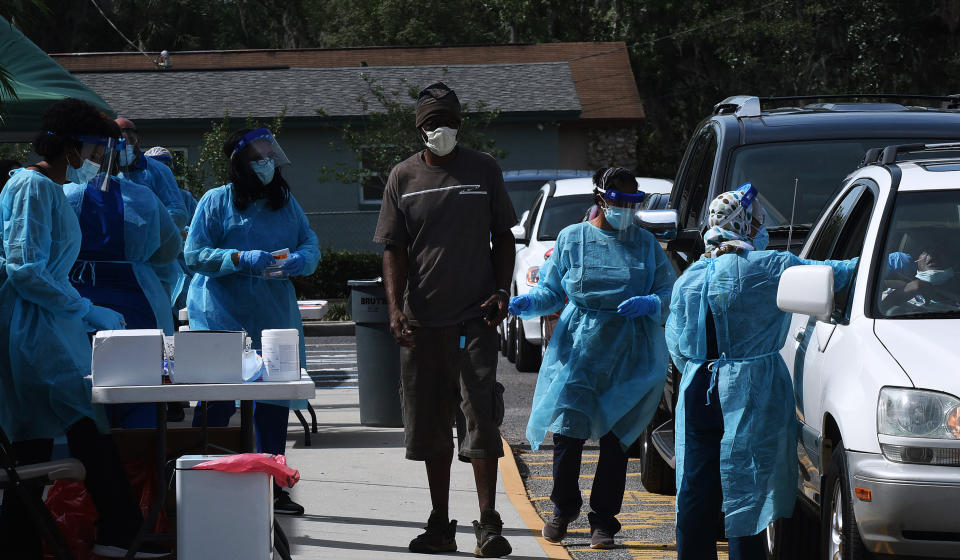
top-left (511, 223), bottom-right (526, 243)
top-left (777, 265), bottom-right (835, 322)
top-left (635, 209), bottom-right (679, 241)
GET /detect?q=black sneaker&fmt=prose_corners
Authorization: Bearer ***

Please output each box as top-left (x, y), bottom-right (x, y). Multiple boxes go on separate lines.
top-left (472, 509), bottom-right (512, 558)
top-left (590, 526), bottom-right (615, 549)
top-left (274, 489), bottom-right (305, 516)
top-left (541, 512), bottom-right (577, 543)
top-left (409, 510), bottom-right (457, 554)
top-left (92, 541), bottom-right (171, 558)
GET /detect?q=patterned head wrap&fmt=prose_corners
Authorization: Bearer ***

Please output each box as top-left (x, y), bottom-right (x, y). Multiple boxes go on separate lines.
top-left (703, 190), bottom-right (755, 258)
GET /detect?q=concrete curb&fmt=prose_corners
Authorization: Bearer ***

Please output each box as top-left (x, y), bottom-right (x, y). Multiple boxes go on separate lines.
top-left (302, 321), bottom-right (355, 337)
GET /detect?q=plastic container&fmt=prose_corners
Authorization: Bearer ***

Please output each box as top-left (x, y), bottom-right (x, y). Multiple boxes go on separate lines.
top-left (264, 248), bottom-right (290, 278)
top-left (261, 328), bottom-right (300, 381)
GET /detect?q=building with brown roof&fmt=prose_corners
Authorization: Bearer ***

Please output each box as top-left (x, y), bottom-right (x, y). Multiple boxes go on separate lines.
top-left (52, 42), bottom-right (644, 251)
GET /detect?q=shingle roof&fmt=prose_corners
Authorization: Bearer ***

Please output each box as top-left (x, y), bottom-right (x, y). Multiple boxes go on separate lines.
top-left (75, 62), bottom-right (581, 121)
top-left (55, 42), bottom-right (642, 121)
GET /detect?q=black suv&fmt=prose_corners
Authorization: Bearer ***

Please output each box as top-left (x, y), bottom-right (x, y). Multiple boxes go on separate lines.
top-left (636, 94), bottom-right (960, 495)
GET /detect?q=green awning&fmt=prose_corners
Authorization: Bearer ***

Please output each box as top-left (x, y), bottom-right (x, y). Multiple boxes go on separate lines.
top-left (0, 16), bottom-right (114, 137)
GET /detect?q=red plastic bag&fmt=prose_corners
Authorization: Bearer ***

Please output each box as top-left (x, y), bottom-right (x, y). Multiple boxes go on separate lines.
top-left (191, 453), bottom-right (300, 488)
top-left (43, 459), bottom-right (168, 560)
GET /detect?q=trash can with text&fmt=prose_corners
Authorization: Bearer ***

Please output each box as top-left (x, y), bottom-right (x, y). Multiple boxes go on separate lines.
top-left (348, 278), bottom-right (403, 427)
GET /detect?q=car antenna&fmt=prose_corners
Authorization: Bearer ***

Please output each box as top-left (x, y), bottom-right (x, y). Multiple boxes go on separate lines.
top-left (787, 178), bottom-right (799, 252)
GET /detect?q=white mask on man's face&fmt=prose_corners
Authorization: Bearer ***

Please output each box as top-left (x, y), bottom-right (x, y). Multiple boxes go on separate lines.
top-left (423, 127), bottom-right (458, 156)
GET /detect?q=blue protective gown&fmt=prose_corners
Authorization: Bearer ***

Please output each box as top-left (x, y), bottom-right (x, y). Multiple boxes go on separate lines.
top-left (171, 189), bottom-right (199, 311)
top-left (119, 152), bottom-right (188, 229)
top-left (0, 169), bottom-right (99, 441)
top-left (516, 222), bottom-right (676, 451)
top-left (665, 250), bottom-right (858, 537)
top-left (185, 184), bottom-right (320, 380)
top-left (64, 178), bottom-right (181, 335)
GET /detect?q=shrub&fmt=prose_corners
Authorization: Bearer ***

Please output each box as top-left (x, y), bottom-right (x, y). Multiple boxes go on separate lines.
top-left (292, 248), bottom-right (382, 300)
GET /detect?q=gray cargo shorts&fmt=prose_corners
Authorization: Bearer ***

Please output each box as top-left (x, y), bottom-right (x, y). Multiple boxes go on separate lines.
top-left (399, 317), bottom-right (505, 461)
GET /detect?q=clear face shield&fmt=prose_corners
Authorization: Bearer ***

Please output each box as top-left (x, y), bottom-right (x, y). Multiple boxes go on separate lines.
top-left (90, 137), bottom-right (122, 192)
top-left (65, 135), bottom-right (109, 187)
top-left (232, 128), bottom-right (290, 167)
top-left (597, 186), bottom-right (646, 241)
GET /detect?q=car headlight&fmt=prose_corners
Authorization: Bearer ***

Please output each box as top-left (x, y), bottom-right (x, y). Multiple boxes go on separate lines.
top-left (525, 266), bottom-right (540, 286)
top-left (878, 387), bottom-right (960, 439)
top-left (878, 387), bottom-right (960, 465)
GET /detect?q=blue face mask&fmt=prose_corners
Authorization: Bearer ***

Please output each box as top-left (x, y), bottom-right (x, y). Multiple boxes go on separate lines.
top-left (752, 225), bottom-right (769, 251)
top-left (250, 158), bottom-right (276, 185)
top-left (916, 268), bottom-right (954, 285)
top-left (66, 158), bottom-right (100, 185)
top-left (603, 206), bottom-right (633, 231)
top-left (118, 144), bottom-right (138, 166)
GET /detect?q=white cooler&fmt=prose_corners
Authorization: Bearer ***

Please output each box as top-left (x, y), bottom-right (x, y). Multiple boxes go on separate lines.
top-left (175, 455), bottom-right (274, 559)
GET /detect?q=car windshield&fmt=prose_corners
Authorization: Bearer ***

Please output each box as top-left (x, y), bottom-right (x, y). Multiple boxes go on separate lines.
top-left (537, 194), bottom-right (595, 241)
top-left (874, 189), bottom-right (960, 319)
top-left (504, 180), bottom-right (549, 218)
top-left (726, 140), bottom-right (960, 228)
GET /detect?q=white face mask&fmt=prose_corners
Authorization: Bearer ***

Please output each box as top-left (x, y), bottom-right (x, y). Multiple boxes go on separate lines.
top-left (423, 127), bottom-right (458, 157)
top-left (916, 268), bottom-right (954, 285)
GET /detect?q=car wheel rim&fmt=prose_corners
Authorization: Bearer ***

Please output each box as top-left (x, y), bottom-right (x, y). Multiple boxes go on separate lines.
top-left (829, 478), bottom-right (843, 560)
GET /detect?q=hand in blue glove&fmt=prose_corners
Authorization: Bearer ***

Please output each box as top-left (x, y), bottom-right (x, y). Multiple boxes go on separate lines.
top-left (617, 295), bottom-right (660, 318)
top-left (238, 250), bottom-right (275, 274)
top-left (886, 252), bottom-right (916, 276)
top-left (83, 305), bottom-right (126, 332)
top-left (509, 295), bottom-right (532, 316)
top-left (280, 252), bottom-right (306, 276)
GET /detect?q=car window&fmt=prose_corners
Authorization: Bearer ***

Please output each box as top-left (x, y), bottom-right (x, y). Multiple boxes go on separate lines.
top-left (806, 184), bottom-right (866, 261)
top-left (826, 184), bottom-right (875, 322)
top-left (537, 194), bottom-right (595, 241)
top-left (725, 139), bottom-right (960, 229)
top-left (523, 192), bottom-right (545, 239)
top-left (676, 127), bottom-right (718, 229)
top-left (875, 189), bottom-right (960, 318)
top-left (504, 180), bottom-right (549, 218)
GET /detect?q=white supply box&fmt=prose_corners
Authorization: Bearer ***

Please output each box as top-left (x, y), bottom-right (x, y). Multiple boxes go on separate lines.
top-left (176, 455), bottom-right (273, 560)
top-left (92, 329), bottom-right (164, 387)
top-left (173, 330), bottom-right (245, 384)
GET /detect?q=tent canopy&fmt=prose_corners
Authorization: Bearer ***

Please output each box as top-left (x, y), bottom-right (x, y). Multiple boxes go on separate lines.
top-left (0, 17), bottom-right (114, 139)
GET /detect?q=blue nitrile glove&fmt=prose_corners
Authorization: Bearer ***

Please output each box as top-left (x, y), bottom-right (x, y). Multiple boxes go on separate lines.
top-left (617, 295), bottom-right (660, 318)
top-left (886, 252), bottom-right (916, 276)
top-left (83, 305), bottom-right (126, 332)
top-left (509, 295), bottom-right (532, 315)
top-left (238, 250), bottom-right (275, 274)
top-left (280, 252), bottom-right (306, 276)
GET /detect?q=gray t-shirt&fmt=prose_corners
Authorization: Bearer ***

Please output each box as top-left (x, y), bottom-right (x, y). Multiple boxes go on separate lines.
top-left (373, 147), bottom-right (516, 327)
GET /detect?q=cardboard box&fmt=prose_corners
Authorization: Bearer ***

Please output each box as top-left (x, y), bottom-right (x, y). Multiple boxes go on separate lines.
top-left (174, 330), bottom-right (245, 384)
top-left (92, 329), bottom-right (164, 387)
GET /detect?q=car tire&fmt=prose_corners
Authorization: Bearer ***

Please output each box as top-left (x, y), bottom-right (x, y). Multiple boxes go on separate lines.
top-left (765, 500), bottom-right (818, 559)
top-left (636, 409), bottom-right (675, 495)
top-left (514, 316), bottom-right (541, 372)
top-left (505, 314), bottom-right (517, 363)
top-left (821, 442), bottom-right (872, 560)
top-left (498, 319), bottom-right (509, 356)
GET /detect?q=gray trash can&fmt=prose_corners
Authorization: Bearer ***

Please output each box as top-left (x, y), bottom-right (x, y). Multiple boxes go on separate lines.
top-left (348, 278), bottom-right (403, 427)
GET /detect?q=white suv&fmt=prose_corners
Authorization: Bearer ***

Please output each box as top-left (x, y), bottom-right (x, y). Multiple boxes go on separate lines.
top-left (504, 176), bottom-right (672, 372)
top-left (772, 143), bottom-right (960, 559)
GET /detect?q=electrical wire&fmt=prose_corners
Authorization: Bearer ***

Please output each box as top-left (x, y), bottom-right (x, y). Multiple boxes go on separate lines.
top-left (88, 0), bottom-right (165, 68)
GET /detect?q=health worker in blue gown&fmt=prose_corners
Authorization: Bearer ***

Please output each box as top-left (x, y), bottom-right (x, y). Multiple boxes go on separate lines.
top-left (666, 185), bottom-right (858, 560)
top-left (65, 125), bottom-right (183, 429)
top-left (0, 99), bottom-right (167, 559)
top-left (185, 128), bottom-right (320, 516)
top-left (509, 167), bottom-right (675, 549)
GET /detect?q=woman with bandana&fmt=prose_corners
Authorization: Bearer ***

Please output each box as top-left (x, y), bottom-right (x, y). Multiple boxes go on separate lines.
top-left (509, 167), bottom-right (676, 550)
top-left (665, 185), bottom-right (857, 560)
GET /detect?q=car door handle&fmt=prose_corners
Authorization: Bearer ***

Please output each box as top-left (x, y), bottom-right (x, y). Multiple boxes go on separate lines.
top-left (794, 327), bottom-right (806, 342)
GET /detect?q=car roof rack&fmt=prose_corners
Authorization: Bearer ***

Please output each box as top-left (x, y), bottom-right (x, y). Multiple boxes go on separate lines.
top-left (859, 142), bottom-right (960, 167)
top-left (715, 94), bottom-right (960, 117)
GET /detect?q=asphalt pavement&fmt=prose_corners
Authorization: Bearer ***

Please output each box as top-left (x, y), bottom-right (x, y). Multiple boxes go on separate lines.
top-left (305, 334), bottom-right (730, 559)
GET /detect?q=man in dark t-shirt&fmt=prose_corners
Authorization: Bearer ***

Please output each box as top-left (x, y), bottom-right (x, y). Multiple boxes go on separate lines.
top-left (373, 82), bottom-right (516, 557)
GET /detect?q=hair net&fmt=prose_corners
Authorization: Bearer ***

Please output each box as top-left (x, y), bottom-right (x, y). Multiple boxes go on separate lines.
top-left (703, 190), bottom-right (755, 258)
top-left (144, 146), bottom-right (173, 162)
top-left (415, 82), bottom-right (461, 128)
